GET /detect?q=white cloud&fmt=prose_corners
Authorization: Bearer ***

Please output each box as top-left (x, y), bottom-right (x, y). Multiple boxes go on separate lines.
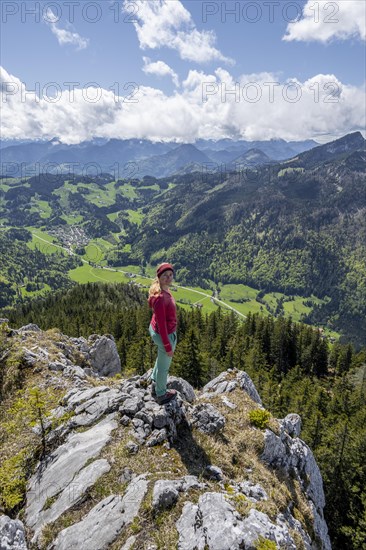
top-left (125, 0), bottom-right (233, 64)
top-left (1, 66), bottom-right (364, 144)
top-left (283, 0), bottom-right (366, 43)
top-left (45, 8), bottom-right (89, 50)
top-left (142, 57), bottom-right (179, 87)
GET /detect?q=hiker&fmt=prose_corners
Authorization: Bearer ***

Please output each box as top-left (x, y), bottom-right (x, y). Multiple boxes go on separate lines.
top-left (148, 263), bottom-right (178, 405)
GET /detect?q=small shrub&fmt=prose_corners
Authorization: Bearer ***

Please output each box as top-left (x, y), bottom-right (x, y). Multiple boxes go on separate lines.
top-left (0, 450), bottom-right (28, 511)
top-left (254, 536), bottom-right (278, 550)
top-left (248, 409), bottom-right (271, 430)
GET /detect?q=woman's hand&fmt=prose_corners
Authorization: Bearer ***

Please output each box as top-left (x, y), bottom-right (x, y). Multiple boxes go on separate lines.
top-left (166, 350), bottom-right (174, 357)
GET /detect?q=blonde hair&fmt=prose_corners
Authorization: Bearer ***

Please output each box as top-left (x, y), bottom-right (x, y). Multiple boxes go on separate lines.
top-left (148, 276), bottom-right (162, 298)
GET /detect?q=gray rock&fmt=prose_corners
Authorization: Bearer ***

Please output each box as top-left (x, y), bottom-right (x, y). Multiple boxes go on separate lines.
top-left (221, 396), bottom-right (237, 409)
top-left (63, 365), bottom-right (87, 379)
top-left (236, 371), bottom-right (262, 405)
top-left (146, 428), bottom-right (168, 447)
top-left (31, 459), bottom-right (111, 543)
top-left (18, 323), bottom-right (41, 333)
top-left (241, 509), bottom-right (297, 549)
top-left (152, 479), bottom-right (181, 511)
top-left (0, 318), bottom-right (9, 324)
top-left (261, 429), bottom-right (331, 550)
top-left (176, 492), bottom-right (246, 550)
top-left (204, 465), bottom-right (223, 481)
top-left (119, 535), bottom-right (137, 550)
top-left (238, 481), bottom-right (268, 502)
top-left (167, 376), bottom-right (196, 403)
top-left (89, 335), bottom-right (121, 377)
top-left (120, 415), bottom-right (130, 426)
top-left (49, 361), bottom-right (65, 372)
top-left (125, 441), bottom-right (139, 454)
top-left (53, 474), bottom-right (148, 550)
top-left (191, 403), bottom-right (225, 434)
top-left (202, 370), bottom-right (262, 405)
top-left (25, 414), bottom-right (118, 532)
top-left (0, 515), bottom-right (28, 550)
top-left (280, 413), bottom-right (302, 437)
top-left (119, 467), bottom-right (134, 483)
top-left (152, 409), bottom-right (169, 429)
top-left (119, 397), bottom-right (143, 416)
top-left (22, 348), bottom-right (38, 366)
top-left (66, 388), bottom-right (129, 427)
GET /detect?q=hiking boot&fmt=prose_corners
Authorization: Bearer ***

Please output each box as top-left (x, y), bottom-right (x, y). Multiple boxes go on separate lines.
top-left (156, 389), bottom-right (177, 405)
top-left (151, 381), bottom-right (157, 398)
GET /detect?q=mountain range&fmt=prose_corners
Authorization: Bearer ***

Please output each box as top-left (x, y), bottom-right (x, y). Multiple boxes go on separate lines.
top-left (0, 136), bottom-right (318, 178)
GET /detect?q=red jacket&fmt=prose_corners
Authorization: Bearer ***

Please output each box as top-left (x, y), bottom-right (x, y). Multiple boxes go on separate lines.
top-left (149, 290), bottom-right (177, 353)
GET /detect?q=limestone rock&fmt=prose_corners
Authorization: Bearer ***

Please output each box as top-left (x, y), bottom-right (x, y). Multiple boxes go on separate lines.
top-left (152, 479), bottom-right (181, 511)
top-left (18, 323), bottom-right (41, 333)
top-left (202, 369), bottom-right (262, 405)
top-left (52, 474), bottom-right (148, 549)
top-left (25, 414), bottom-right (118, 532)
top-left (261, 429), bottom-right (331, 549)
top-left (176, 492), bottom-right (246, 550)
top-left (280, 413), bottom-right (302, 437)
top-left (31, 459), bottom-right (111, 543)
top-left (89, 334), bottom-right (121, 377)
top-left (241, 509), bottom-right (297, 549)
top-left (0, 515), bottom-right (28, 550)
top-left (152, 476), bottom-right (205, 512)
top-left (191, 403), bottom-right (225, 434)
top-left (167, 376), bottom-right (196, 403)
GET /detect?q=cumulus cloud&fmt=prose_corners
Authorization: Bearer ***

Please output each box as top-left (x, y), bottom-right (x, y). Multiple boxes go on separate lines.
top-left (125, 0), bottom-right (233, 64)
top-left (1, 66), bottom-right (364, 144)
top-left (142, 57), bottom-right (179, 87)
top-left (44, 8), bottom-right (89, 49)
top-left (283, 0), bottom-right (366, 43)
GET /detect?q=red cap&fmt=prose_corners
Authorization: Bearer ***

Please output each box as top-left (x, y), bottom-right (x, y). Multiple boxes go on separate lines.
top-left (157, 263), bottom-right (174, 277)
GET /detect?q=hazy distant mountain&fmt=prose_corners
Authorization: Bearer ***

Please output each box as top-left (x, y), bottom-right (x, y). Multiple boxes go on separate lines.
top-left (0, 135), bottom-right (320, 177)
top-left (134, 144), bottom-right (214, 178)
top-left (229, 148), bottom-right (273, 168)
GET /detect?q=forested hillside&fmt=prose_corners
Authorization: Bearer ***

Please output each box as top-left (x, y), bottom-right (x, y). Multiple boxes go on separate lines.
top-left (1, 133), bottom-right (365, 346)
top-left (130, 134), bottom-right (366, 347)
top-left (0, 228), bottom-right (80, 307)
top-left (3, 282), bottom-right (365, 549)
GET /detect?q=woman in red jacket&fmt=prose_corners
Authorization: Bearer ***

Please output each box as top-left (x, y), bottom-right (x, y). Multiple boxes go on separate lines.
top-left (148, 263), bottom-right (178, 405)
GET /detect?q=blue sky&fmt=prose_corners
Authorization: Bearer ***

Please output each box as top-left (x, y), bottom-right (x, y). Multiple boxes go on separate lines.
top-left (1, 0), bottom-right (365, 143)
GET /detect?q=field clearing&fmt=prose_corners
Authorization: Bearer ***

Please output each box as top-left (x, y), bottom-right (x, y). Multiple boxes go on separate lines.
top-left (220, 284), bottom-right (259, 301)
top-left (25, 227), bottom-right (65, 255)
top-left (29, 199), bottom-right (52, 219)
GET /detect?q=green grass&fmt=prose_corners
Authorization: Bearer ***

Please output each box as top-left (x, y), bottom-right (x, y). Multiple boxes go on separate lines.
top-left (126, 209), bottom-right (144, 226)
top-left (220, 284), bottom-right (259, 302)
top-left (29, 200), bottom-right (52, 219)
top-left (25, 228), bottom-right (65, 255)
top-left (60, 214), bottom-right (84, 224)
top-left (81, 238), bottom-right (117, 264)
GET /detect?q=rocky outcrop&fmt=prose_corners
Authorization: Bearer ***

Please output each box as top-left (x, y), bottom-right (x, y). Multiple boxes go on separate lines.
top-left (261, 415), bottom-right (331, 550)
top-left (202, 369), bottom-right (262, 405)
top-left (1, 324), bottom-right (331, 549)
top-left (52, 474), bottom-right (148, 550)
top-left (88, 334), bottom-right (121, 377)
top-left (0, 515), bottom-right (28, 550)
top-left (25, 414), bottom-right (118, 543)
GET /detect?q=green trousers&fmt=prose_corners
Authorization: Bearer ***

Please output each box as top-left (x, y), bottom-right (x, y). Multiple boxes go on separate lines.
top-left (149, 324), bottom-right (177, 397)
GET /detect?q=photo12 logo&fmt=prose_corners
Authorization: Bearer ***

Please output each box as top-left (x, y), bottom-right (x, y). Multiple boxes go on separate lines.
top-left (1, 81), bottom-right (140, 104)
top-left (201, 80), bottom-right (342, 104)
top-left (1, 2), bottom-right (140, 24)
top-left (201, 1), bottom-right (340, 24)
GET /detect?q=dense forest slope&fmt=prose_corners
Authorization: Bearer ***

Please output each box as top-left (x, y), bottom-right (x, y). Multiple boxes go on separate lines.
top-left (130, 133), bottom-right (366, 347)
